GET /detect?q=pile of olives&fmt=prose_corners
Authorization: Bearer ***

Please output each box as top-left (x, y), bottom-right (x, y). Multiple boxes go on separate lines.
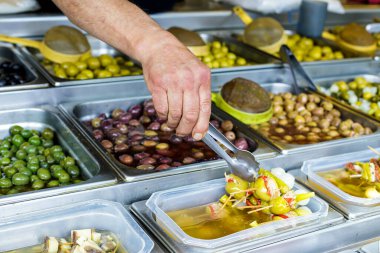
top-left (373, 33), bottom-right (380, 48)
top-left (319, 76), bottom-right (380, 120)
top-left (285, 34), bottom-right (344, 62)
top-left (220, 168), bottom-right (314, 221)
top-left (42, 54), bottom-right (142, 80)
top-left (83, 99), bottom-right (253, 171)
top-left (199, 41), bottom-right (251, 69)
top-left (0, 126), bottom-right (83, 196)
top-left (0, 60), bottom-right (28, 86)
top-left (252, 92), bottom-right (373, 144)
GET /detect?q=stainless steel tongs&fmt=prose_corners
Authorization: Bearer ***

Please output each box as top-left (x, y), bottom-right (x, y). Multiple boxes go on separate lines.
top-left (202, 123), bottom-right (259, 182)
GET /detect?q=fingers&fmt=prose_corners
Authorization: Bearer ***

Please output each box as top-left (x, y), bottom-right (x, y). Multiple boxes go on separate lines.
top-left (167, 88), bottom-right (183, 129)
top-left (176, 88), bottom-right (199, 136)
top-left (192, 67), bottom-right (211, 140)
top-left (151, 88), bottom-right (168, 120)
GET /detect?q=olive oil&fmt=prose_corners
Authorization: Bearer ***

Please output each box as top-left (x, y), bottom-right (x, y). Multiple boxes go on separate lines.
top-left (167, 203), bottom-right (271, 240)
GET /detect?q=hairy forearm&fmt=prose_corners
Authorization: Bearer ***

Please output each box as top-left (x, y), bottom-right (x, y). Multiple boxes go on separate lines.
top-left (52, 0), bottom-right (175, 63)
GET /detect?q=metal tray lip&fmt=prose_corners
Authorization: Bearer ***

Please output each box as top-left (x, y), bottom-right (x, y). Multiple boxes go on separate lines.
top-left (242, 82), bottom-right (380, 155)
top-left (18, 37), bottom-right (144, 87)
top-left (0, 44), bottom-right (49, 91)
top-left (314, 74), bottom-right (380, 124)
top-left (0, 199), bottom-right (155, 253)
top-left (300, 148), bottom-right (380, 207)
top-left (0, 106), bottom-right (117, 206)
top-left (58, 96), bottom-right (270, 182)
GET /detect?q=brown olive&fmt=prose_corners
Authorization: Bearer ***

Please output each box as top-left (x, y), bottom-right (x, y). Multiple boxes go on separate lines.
top-left (156, 149), bottom-right (174, 157)
top-left (128, 119), bottom-right (141, 127)
top-left (115, 135), bottom-right (128, 145)
top-left (159, 157), bottom-right (173, 164)
top-left (156, 164), bottom-right (171, 170)
top-left (140, 115), bottom-right (151, 124)
top-left (221, 120), bottom-right (234, 131)
top-left (116, 123), bottom-right (128, 134)
top-left (92, 129), bottom-right (104, 141)
top-left (183, 157), bottom-right (196, 164)
top-left (106, 128), bottom-right (122, 140)
top-left (140, 157), bottom-right (157, 165)
top-left (319, 119), bottom-right (330, 129)
top-left (142, 140), bottom-right (157, 147)
top-left (297, 93), bottom-right (308, 104)
top-left (160, 123), bottom-right (173, 132)
top-left (119, 154), bottom-right (133, 165)
top-left (114, 143), bottom-right (129, 153)
top-left (172, 162), bottom-right (182, 167)
top-left (91, 118), bottom-right (101, 128)
top-left (234, 138), bottom-right (249, 150)
top-left (101, 140), bottom-right (113, 149)
top-left (130, 134), bottom-right (144, 142)
top-left (210, 120), bottom-right (220, 128)
top-left (307, 135), bottom-right (320, 142)
top-left (120, 113), bottom-right (133, 124)
top-left (134, 152), bottom-right (150, 160)
top-left (224, 131), bottom-right (236, 141)
top-left (193, 151), bottom-right (205, 159)
top-left (156, 143), bottom-right (169, 150)
top-left (312, 107), bottom-right (324, 116)
top-left (144, 130), bottom-right (158, 137)
top-left (136, 164), bottom-right (155, 170)
top-left (169, 135), bottom-right (183, 144)
top-left (112, 108), bottom-right (125, 119)
top-left (132, 145), bottom-right (146, 152)
top-left (147, 122), bottom-right (161, 131)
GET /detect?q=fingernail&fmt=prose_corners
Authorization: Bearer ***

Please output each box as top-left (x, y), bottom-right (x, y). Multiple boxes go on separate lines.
top-left (193, 133), bottom-right (203, 141)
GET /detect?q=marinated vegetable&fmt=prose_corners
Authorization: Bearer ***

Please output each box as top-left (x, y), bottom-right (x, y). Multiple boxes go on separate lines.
top-left (0, 60), bottom-right (28, 86)
top-left (199, 41), bottom-right (251, 69)
top-left (83, 99), bottom-right (255, 171)
top-left (42, 53), bottom-right (142, 80)
top-left (7, 229), bottom-right (123, 253)
top-left (319, 154), bottom-right (380, 199)
top-left (285, 34), bottom-right (344, 62)
top-left (0, 126), bottom-right (83, 196)
top-left (252, 92), bottom-right (373, 144)
top-left (318, 76), bottom-right (380, 120)
top-left (167, 168), bottom-right (314, 240)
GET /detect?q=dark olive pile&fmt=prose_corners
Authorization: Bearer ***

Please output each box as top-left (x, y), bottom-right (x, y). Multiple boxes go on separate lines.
top-left (0, 60), bottom-right (28, 86)
top-left (0, 126), bottom-right (83, 196)
top-left (83, 99), bottom-right (252, 171)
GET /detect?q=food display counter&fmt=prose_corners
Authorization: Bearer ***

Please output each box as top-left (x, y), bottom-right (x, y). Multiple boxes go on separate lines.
top-left (2, 8), bottom-right (380, 253)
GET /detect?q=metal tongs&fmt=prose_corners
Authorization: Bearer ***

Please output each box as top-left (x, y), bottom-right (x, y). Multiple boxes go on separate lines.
top-left (202, 123), bottom-right (259, 182)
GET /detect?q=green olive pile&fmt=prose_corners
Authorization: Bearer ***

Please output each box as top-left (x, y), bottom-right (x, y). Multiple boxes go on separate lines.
top-left (252, 92), bottom-right (373, 145)
top-left (285, 34), bottom-right (344, 62)
top-left (42, 54), bottom-right (142, 80)
top-left (0, 125), bottom-right (83, 196)
top-left (199, 41), bottom-right (251, 69)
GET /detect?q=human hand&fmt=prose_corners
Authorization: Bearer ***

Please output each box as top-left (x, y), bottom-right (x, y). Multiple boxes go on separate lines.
top-left (138, 31), bottom-right (211, 140)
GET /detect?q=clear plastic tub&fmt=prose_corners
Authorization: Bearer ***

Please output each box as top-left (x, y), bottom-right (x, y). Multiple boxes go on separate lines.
top-left (145, 178), bottom-right (329, 249)
top-left (0, 199), bottom-right (154, 253)
top-left (301, 148), bottom-right (380, 206)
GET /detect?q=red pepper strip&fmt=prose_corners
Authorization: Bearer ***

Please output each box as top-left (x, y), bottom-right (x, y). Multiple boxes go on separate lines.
top-left (227, 178), bottom-right (234, 183)
top-left (284, 197), bottom-right (294, 206)
top-left (262, 176), bottom-right (272, 197)
top-left (345, 162), bottom-right (356, 173)
top-left (371, 159), bottom-right (380, 182)
top-left (208, 205), bottom-right (217, 219)
top-left (278, 214), bottom-right (289, 219)
top-left (246, 199), bottom-right (253, 206)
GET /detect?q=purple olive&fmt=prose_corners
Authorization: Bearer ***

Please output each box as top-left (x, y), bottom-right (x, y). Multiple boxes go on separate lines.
top-left (136, 164), bottom-right (155, 170)
top-left (140, 157), bottom-right (157, 165)
top-left (116, 123), bottom-right (128, 134)
top-left (147, 122), bottom-right (161, 131)
top-left (101, 140), bottom-right (113, 149)
top-left (183, 136), bottom-right (196, 143)
top-left (210, 120), bottom-right (220, 129)
top-left (134, 152), bottom-right (150, 160)
top-left (112, 108), bottom-right (125, 119)
top-left (119, 154), bottom-right (133, 165)
top-left (128, 119), bottom-right (141, 127)
top-left (106, 128), bottom-right (122, 140)
top-left (130, 134), bottom-right (144, 142)
top-left (156, 164), bottom-right (170, 170)
top-left (156, 149), bottom-right (174, 157)
top-left (131, 145), bottom-right (146, 152)
top-left (115, 135), bottom-right (128, 145)
top-left (101, 119), bottom-right (113, 132)
top-left (130, 141), bottom-right (140, 146)
top-left (145, 106), bottom-right (156, 117)
top-left (98, 113), bottom-right (106, 120)
top-left (152, 154), bottom-right (163, 159)
top-left (193, 141), bottom-right (206, 147)
top-left (169, 135), bottom-right (183, 144)
top-left (112, 120), bottom-right (120, 126)
top-left (140, 115), bottom-right (151, 124)
top-left (224, 131), bottom-right (236, 142)
top-left (91, 118), bottom-right (101, 128)
top-left (156, 117), bottom-right (167, 124)
top-left (92, 129), bottom-right (104, 141)
top-left (150, 136), bottom-right (160, 142)
top-left (144, 99), bottom-right (154, 108)
top-left (221, 120), bottom-right (234, 131)
top-left (171, 162), bottom-right (182, 167)
top-left (160, 123), bottom-right (173, 132)
top-left (234, 138), bottom-right (249, 150)
top-left (114, 143), bottom-right (129, 153)
top-left (183, 157), bottom-right (196, 164)
top-left (129, 104), bottom-right (142, 118)
top-left (120, 112), bottom-right (133, 124)
top-left (159, 157), bottom-right (172, 164)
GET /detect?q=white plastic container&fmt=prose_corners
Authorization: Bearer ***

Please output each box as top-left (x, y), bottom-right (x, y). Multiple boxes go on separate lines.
top-left (146, 178), bottom-right (328, 249)
top-left (0, 199), bottom-right (154, 253)
top-left (301, 148), bottom-right (380, 206)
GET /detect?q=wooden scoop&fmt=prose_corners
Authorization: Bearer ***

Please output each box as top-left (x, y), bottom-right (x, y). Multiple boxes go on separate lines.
top-left (168, 27), bottom-right (209, 56)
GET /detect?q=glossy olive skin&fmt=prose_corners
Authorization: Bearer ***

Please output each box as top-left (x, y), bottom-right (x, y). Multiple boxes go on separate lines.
top-left (0, 126), bottom-right (84, 196)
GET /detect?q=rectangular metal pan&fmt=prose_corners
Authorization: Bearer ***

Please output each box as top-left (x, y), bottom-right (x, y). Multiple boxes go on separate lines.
top-left (130, 198), bottom-right (344, 253)
top-left (0, 106), bottom-right (116, 206)
top-left (227, 82), bottom-right (380, 155)
top-left (315, 74), bottom-right (380, 124)
top-left (0, 44), bottom-right (48, 92)
top-left (20, 35), bottom-right (143, 87)
top-left (200, 33), bottom-right (281, 73)
top-left (0, 199), bottom-right (155, 253)
top-left (59, 96), bottom-right (277, 182)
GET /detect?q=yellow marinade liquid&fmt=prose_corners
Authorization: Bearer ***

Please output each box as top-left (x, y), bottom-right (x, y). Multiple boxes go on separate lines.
top-left (167, 203), bottom-right (271, 240)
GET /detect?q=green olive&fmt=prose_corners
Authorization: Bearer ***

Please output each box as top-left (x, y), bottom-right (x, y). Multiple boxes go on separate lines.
top-left (12, 173), bottom-right (30, 186)
top-left (269, 197), bottom-right (291, 215)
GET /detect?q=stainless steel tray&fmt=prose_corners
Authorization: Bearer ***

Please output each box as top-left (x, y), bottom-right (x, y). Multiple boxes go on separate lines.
top-left (315, 74), bottom-right (380, 124)
top-left (242, 82), bottom-right (380, 155)
top-left (0, 106), bottom-right (116, 206)
top-left (0, 43), bottom-right (48, 92)
top-left (20, 35), bottom-right (143, 87)
top-left (0, 199), bottom-right (155, 253)
top-left (130, 199), bottom-right (344, 253)
top-left (200, 33), bottom-right (281, 73)
top-left (290, 169), bottom-right (380, 220)
top-left (58, 96), bottom-right (277, 182)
